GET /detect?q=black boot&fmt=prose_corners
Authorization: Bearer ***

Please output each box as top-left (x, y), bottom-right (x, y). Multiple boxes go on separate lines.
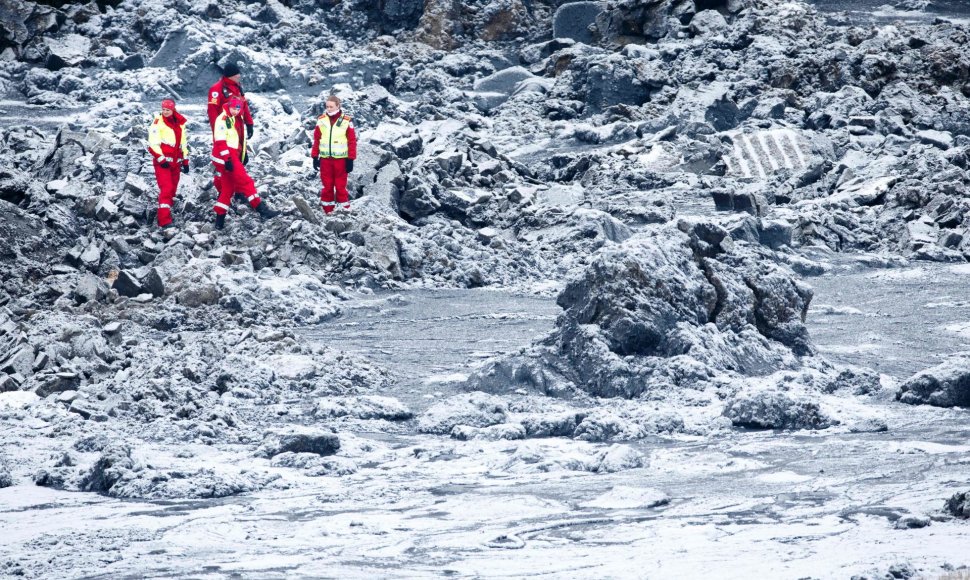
top-left (215, 213), bottom-right (225, 230)
top-left (256, 202), bottom-right (280, 220)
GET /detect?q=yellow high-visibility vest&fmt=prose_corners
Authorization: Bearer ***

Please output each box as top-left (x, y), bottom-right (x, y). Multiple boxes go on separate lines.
top-left (147, 114), bottom-right (188, 162)
top-left (213, 111), bottom-right (240, 150)
top-left (316, 114), bottom-right (352, 158)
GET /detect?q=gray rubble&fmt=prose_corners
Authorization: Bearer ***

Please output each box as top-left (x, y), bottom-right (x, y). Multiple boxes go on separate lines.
top-left (1, 0), bottom-right (970, 575)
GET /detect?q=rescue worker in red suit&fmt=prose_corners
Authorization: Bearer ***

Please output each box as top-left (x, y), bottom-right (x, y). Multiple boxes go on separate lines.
top-left (207, 62), bottom-right (253, 195)
top-left (211, 96), bottom-right (278, 230)
top-left (311, 95), bottom-right (357, 214)
top-left (147, 98), bottom-right (189, 229)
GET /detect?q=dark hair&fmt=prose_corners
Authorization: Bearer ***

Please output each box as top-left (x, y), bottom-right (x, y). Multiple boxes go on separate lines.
top-left (326, 95), bottom-right (341, 107)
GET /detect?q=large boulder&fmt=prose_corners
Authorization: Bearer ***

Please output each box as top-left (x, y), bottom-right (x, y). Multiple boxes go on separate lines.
top-left (723, 387), bottom-right (833, 430)
top-left (896, 359), bottom-right (970, 408)
top-left (553, 2), bottom-right (604, 45)
top-left (467, 220), bottom-right (813, 399)
top-left (256, 428), bottom-right (341, 458)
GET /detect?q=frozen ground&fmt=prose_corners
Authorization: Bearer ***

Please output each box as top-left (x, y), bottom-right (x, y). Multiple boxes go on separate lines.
top-left (809, 260), bottom-right (970, 378)
top-left (2, 276), bottom-right (970, 579)
top-left (5, 0), bottom-right (970, 576)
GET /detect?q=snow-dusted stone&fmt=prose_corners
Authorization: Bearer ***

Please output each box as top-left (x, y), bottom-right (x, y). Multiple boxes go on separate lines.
top-left (451, 422), bottom-right (526, 441)
top-left (1, 345), bottom-right (34, 379)
top-left (414, 0), bottom-right (464, 50)
top-left (944, 491), bottom-right (970, 518)
top-left (270, 453), bottom-right (358, 477)
top-left (137, 267), bottom-right (165, 298)
top-left (73, 273), bottom-right (109, 304)
top-left (723, 388), bottom-right (833, 430)
top-left (78, 444), bottom-right (134, 493)
top-left (111, 468), bottom-right (270, 500)
top-left (0, 456), bottom-right (11, 488)
top-left (760, 219), bottom-right (794, 250)
top-left (469, 66), bottom-right (540, 110)
top-left (124, 173), bottom-right (150, 197)
top-left (94, 196), bottom-right (118, 221)
top-left (586, 58), bottom-right (655, 113)
top-left (594, 444), bottom-right (646, 473)
top-left (256, 428), bottom-right (341, 458)
top-left (45, 179), bottom-right (68, 193)
top-left (46, 444), bottom-right (273, 499)
top-left (314, 396), bottom-right (413, 421)
top-left (553, 1), bottom-right (603, 44)
top-left (583, 486), bottom-right (669, 509)
top-left (711, 188), bottom-right (767, 216)
top-left (896, 359), bottom-right (970, 408)
top-left (359, 227), bottom-right (403, 280)
top-left (474, 66), bottom-right (534, 94)
top-left (894, 516), bottom-right (931, 530)
top-left (148, 26), bottom-right (210, 83)
top-left (917, 129), bottom-right (953, 150)
top-left (112, 270), bottom-right (143, 298)
top-left (291, 194), bottom-right (321, 225)
top-left (468, 220), bottom-right (812, 399)
top-left (0, 374), bottom-right (19, 393)
top-left (417, 392), bottom-right (509, 434)
top-left (77, 241), bottom-right (101, 271)
top-left (670, 82), bottom-right (738, 133)
top-left (43, 34), bottom-right (90, 70)
top-left (594, 0), bottom-right (686, 43)
top-left (826, 176), bottom-right (897, 207)
top-left (900, 217), bottom-right (940, 253)
top-left (377, 0), bottom-right (424, 29)
top-left (689, 9), bottom-right (728, 36)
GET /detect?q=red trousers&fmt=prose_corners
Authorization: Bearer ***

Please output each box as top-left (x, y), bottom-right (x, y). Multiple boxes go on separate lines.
top-left (153, 161), bottom-right (182, 227)
top-left (319, 157), bottom-right (349, 213)
top-left (212, 159), bottom-right (260, 215)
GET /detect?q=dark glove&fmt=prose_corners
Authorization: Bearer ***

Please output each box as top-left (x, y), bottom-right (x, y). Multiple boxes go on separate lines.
top-left (160, 161), bottom-right (170, 169)
top-left (181, 161), bottom-right (190, 174)
top-left (246, 124), bottom-right (254, 139)
top-left (345, 158), bottom-right (354, 173)
top-left (224, 158), bottom-right (234, 172)
top-left (312, 158), bottom-right (320, 171)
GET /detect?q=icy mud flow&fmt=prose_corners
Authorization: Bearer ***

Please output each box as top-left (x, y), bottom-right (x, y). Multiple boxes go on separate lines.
top-left (2, 284), bottom-right (970, 579)
top-left (4, 0), bottom-right (970, 577)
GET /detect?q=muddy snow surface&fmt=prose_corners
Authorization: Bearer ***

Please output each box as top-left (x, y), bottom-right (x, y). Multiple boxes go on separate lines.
top-left (4, 0), bottom-right (970, 577)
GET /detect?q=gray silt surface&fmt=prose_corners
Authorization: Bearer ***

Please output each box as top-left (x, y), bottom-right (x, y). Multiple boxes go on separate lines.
top-left (299, 288), bottom-right (561, 412)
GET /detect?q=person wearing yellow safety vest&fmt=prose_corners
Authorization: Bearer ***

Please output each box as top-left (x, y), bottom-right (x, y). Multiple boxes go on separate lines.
top-left (210, 96), bottom-right (278, 230)
top-left (310, 95), bottom-right (357, 214)
top-left (207, 62), bottom-right (253, 196)
top-left (147, 98), bottom-right (189, 229)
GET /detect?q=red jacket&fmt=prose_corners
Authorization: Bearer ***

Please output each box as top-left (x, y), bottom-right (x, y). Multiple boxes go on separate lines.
top-left (207, 77), bottom-right (252, 129)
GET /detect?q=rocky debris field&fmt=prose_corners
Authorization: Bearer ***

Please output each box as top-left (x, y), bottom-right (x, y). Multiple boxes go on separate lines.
top-left (3, 0), bottom-right (970, 577)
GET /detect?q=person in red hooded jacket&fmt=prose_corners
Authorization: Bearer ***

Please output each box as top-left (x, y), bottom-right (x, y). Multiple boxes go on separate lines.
top-left (207, 62), bottom-right (252, 159)
top-left (147, 98), bottom-right (189, 229)
top-left (211, 96), bottom-right (278, 230)
top-left (207, 61), bottom-right (253, 195)
top-left (310, 95), bottom-right (357, 214)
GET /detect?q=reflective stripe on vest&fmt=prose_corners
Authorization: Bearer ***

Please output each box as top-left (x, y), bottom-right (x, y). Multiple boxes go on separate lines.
top-left (316, 116), bottom-right (350, 158)
top-left (148, 114), bottom-right (188, 159)
top-left (213, 112), bottom-right (240, 150)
